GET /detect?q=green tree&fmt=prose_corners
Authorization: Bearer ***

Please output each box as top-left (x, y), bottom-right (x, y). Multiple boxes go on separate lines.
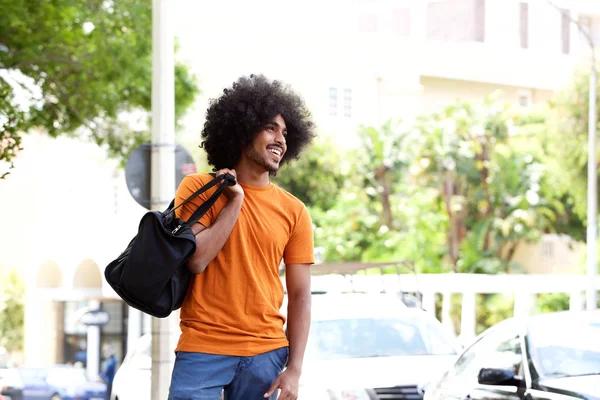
top-left (0, 0), bottom-right (198, 176)
top-left (354, 121), bottom-right (409, 229)
top-left (306, 122), bottom-right (448, 271)
top-left (547, 68), bottom-right (600, 220)
top-left (406, 94), bottom-right (567, 272)
top-left (274, 139), bottom-right (346, 212)
top-left (0, 269), bottom-right (25, 351)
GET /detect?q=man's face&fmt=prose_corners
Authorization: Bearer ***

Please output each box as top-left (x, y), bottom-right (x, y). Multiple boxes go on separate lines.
top-left (244, 114), bottom-right (288, 173)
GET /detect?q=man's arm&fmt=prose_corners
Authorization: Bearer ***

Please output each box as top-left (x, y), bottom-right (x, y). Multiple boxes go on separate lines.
top-left (185, 169), bottom-right (244, 274)
top-left (285, 263), bottom-right (312, 373)
top-left (264, 263), bottom-right (311, 399)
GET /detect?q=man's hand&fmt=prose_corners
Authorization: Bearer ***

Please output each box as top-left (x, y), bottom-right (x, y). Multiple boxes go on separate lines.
top-left (264, 368), bottom-right (300, 400)
top-left (216, 168), bottom-right (244, 200)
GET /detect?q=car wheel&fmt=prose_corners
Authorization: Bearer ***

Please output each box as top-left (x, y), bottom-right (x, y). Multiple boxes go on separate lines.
top-left (50, 394), bottom-right (61, 400)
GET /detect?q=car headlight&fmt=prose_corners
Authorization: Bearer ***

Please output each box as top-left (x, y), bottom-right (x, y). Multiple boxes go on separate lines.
top-left (327, 388), bottom-right (371, 400)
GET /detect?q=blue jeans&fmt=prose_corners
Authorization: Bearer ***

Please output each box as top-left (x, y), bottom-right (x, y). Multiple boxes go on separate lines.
top-left (168, 347), bottom-right (289, 400)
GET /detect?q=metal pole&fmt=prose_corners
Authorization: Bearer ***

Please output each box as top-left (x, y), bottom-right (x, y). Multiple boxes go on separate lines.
top-left (547, 0), bottom-right (598, 310)
top-left (587, 65), bottom-right (597, 310)
top-left (151, 0), bottom-right (176, 399)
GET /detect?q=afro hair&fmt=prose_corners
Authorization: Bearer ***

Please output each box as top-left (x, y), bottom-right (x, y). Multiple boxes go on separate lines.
top-left (200, 74), bottom-right (316, 171)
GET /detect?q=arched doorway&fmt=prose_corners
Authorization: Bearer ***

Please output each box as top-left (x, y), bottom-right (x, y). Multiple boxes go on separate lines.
top-left (72, 259), bottom-right (102, 289)
top-left (35, 260), bottom-right (63, 288)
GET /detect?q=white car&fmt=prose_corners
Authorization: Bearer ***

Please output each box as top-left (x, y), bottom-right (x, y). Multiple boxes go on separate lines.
top-left (297, 293), bottom-right (462, 400)
top-left (110, 333), bottom-right (152, 400)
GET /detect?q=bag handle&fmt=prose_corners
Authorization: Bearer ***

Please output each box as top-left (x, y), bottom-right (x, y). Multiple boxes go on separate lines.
top-left (165, 173), bottom-right (237, 225)
top-left (186, 175), bottom-right (234, 224)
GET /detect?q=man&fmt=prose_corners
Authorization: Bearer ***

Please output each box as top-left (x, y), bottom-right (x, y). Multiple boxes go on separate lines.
top-left (168, 74), bottom-right (316, 400)
top-left (100, 347), bottom-right (117, 400)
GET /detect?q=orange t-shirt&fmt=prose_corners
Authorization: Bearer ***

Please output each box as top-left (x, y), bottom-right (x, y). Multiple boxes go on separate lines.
top-left (173, 173), bottom-right (314, 356)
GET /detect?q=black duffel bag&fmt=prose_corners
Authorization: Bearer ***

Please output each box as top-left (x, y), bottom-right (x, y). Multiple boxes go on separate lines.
top-left (104, 173), bottom-right (236, 318)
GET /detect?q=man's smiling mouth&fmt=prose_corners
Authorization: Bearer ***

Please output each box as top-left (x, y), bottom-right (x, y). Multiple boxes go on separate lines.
top-left (267, 146), bottom-right (283, 158)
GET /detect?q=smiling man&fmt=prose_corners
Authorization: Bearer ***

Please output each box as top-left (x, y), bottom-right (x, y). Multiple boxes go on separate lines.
top-left (168, 74), bottom-right (316, 400)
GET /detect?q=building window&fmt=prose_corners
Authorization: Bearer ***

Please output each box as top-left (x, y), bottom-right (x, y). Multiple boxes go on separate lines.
top-left (329, 87), bottom-right (353, 119)
top-left (519, 2), bottom-right (529, 49)
top-left (392, 8), bottom-right (411, 36)
top-left (329, 87), bottom-right (338, 116)
top-left (541, 240), bottom-right (554, 261)
top-left (561, 9), bottom-right (571, 54)
top-left (359, 14), bottom-right (378, 32)
top-left (517, 91), bottom-right (532, 109)
top-left (475, 0), bottom-right (485, 42)
top-left (343, 88), bottom-right (352, 118)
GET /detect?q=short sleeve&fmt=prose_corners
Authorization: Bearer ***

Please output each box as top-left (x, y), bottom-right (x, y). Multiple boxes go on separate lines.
top-left (174, 174), bottom-right (217, 228)
top-left (283, 206), bottom-right (315, 265)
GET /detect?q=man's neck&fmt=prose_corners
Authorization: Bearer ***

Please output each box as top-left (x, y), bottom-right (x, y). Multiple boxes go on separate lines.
top-left (233, 158), bottom-right (271, 187)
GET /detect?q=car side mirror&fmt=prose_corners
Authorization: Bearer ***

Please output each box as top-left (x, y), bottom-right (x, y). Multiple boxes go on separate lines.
top-left (478, 368), bottom-right (522, 387)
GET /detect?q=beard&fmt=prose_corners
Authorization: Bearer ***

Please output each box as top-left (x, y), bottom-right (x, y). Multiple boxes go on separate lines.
top-left (245, 147), bottom-right (280, 173)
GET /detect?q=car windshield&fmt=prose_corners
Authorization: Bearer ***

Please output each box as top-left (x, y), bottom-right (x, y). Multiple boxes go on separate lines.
top-left (529, 315), bottom-right (600, 377)
top-left (307, 317), bottom-right (457, 360)
top-left (46, 367), bottom-right (88, 386)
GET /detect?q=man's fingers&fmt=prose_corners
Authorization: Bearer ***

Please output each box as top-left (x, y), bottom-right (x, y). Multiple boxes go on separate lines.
top-left (216, 168), bottom-right (237, 180)
top-left (278, 388), bottom-right (296, 400)
top-left (264, 379), bottom-right (280, 398)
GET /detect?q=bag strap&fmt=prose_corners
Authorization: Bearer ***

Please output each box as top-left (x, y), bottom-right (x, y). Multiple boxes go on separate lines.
top-left (165, 173), bottom-right (236, 225)
top-left (186, 176), bottom-right (233, 224)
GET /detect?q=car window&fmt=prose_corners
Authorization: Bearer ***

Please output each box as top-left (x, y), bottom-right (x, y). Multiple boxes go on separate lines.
top-left (46, 367), bottom-right (88, 386)
top-left (529, 316), bottom-right (600, 377)
top-left (424, 322), bottom-right (459, 355)
top-left (18, 368), bottom-right (48, 384)
top-left (452, 322), bottom-right (523, 381)
top-left (306, 317), bottom-right (457, 360)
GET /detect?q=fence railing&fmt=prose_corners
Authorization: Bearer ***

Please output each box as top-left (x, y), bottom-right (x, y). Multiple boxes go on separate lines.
top-left (308, 273), bottom-right (600, 344)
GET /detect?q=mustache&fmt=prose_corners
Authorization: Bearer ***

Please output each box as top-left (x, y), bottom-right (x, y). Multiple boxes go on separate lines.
top-left (267, 143), bottom-right (284, 150)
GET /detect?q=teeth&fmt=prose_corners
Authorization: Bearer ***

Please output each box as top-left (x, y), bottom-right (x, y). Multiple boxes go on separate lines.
top-left (269, 149), bottom-right (281, 157)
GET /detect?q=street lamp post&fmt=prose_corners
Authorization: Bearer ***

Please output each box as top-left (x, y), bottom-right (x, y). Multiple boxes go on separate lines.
top-left (150, 0), bottom-right (176, 399)
top-left (549, 1), bottom-right (597, 310)
top-left (587, 62), bottom-right (597, 310)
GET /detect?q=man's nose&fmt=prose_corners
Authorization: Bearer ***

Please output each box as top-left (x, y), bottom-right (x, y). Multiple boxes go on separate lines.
top-left (275, 132), bottom-right (286, 145)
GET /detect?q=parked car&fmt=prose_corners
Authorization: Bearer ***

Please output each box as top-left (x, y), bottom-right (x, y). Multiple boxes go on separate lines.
top-left (424, 310), bottom-right (600, 400)
top-left (298, 293), bottom-right (462, 400)
top-left (18, 365), bottom-right (106, 400)
top-left (110, 334), bottom-right (151, 400)
top-left (0, 367), bottom-right (24, 400)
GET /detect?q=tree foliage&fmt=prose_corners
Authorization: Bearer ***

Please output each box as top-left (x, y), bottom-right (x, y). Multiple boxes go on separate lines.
top-left (0, 0), bottom-right (199, 176)
top-left (279, 94), bottom-right (581, 276)
top-left (547, 68), bottom-right (600, 220)
top-left (0, 268), bottom-right (24, 351)
top-left (274, 139), bottom-right (346, 212)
